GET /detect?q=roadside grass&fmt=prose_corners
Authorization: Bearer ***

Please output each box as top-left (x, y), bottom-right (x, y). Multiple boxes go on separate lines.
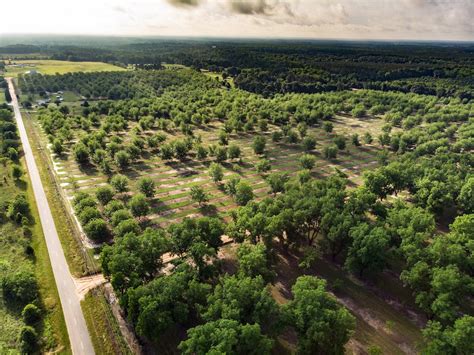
top-left (5, 60), bottom-right (126, 78)
top-left (0, 158), bottom-right (70, 353)
top-left (0, 88), bottom-right (5, 104)
top-left (81, 287), bottom-right (132, 355)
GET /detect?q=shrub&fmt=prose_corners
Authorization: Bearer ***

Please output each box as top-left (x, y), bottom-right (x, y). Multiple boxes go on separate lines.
top-left (22, 304), bottom-right (41, 325)
top-left (324, 145), bottom-right (338, 160)
top-left (19, 326), bottom-right (38, 354)
top-left (1, 270), bottom-right (38, 305)
top-left (299, 154), bottom-right (316, 170)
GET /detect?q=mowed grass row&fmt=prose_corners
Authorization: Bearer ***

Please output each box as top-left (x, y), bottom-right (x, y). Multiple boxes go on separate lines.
top-left (31, 113), bottom-right (383, 226)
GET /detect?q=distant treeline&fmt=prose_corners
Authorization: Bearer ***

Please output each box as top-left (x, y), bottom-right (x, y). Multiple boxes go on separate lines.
top-left (8, 40), bottom-right (474, 98)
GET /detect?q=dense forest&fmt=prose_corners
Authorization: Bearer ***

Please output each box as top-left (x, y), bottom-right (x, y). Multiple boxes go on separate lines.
top-left (29, 62), bottom-right (474, 353)
top-left (7, 40), bottom-right (474, 99)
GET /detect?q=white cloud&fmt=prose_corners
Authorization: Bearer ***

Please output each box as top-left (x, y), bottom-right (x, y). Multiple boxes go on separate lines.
top-left (0, 0), bottom-right (472, 41)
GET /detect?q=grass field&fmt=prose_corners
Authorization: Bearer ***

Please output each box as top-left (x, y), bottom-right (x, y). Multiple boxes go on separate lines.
top-left (0, 158), bottom-right (70, 353)
top-left (4, 60), bottom-right (126, 77)
top-left (30, 112), bottom-right (384, 227)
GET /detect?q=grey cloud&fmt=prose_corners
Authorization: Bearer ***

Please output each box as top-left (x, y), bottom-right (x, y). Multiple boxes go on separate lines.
top-left (229, 0), bottom-right (294, 16)
top-left (167, 0), bottom-right (202, 7)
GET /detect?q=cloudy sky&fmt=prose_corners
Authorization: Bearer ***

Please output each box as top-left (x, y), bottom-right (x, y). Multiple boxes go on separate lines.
top-left (0, 0), bottom-right (473, 41)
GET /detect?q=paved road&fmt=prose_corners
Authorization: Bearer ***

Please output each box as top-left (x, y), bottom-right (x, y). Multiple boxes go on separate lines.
top-left (7, 79), bottom-right (95, 355)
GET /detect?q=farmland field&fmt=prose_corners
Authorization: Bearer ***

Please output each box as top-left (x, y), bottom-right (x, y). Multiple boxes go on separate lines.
top-left (29, 111), bottom-right (383, 226)
top-left (4, 60), bottom-right (126, 77)
top-left (11, 39), bottom-right (474, 355)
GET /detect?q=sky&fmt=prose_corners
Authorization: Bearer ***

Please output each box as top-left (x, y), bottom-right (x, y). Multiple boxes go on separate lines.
top-left (0, 0), bottom-right (473, 41)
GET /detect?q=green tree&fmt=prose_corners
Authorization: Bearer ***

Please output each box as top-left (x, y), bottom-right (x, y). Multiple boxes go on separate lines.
top-left (224, 176), bottom-right (240, 196)
top-left (302, 135), bottom-right (316, 152)
top-left (256, 159), bottom-right (271, 174)
top-left (110, 174), bottom-right (129, 193)
top-left (209, 163), bottom-right (224, 184)
top-left (235, 182), bottom-right (254, 206)
top-left (95, 186), bottom-right (114, 205)
top-left (457, 177), bottom-right (474, 213)
top-left (345, 224), bottom-right (390, 277)
top-left (237, 243), bottom-right (273, 280)
top-left (252, 136), bottom-right (266, 155)
top-left (228, 144), bottom-right (241, 160)
top-left (363, 132), bottom-right (373, 144)
top-left (73, 143), bottom-right (89, 165)
top-left (285, 276), bottom-right (355, 355)
top-left (423, 316), bottom-right (474, 355)
top-left (115, 150), bottom-right (130, 169)
top-left (299, 154), bottom-right (316, 170)
top-left (179, 319), bottom-right (273, 355)
top-left (266, 172), bottom-right (289, 195)
top-left (52, 138), bottom-right (63, 155)
top-left (129, 193), bottom-right (149, 218)
top-left (351, 134), bottom-right (361, 146)
top-left (84, 218), bottom-right (108, 242)
top-left (137, 177), bottom-right (156, 198)
top-left (190, 186), bottom-right (209, 207)
top-left (203, 275), bottom-right (280, 332)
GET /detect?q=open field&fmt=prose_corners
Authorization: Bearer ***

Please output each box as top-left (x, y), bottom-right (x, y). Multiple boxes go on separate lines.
top-left (5, 60), bottom-right (126, 77)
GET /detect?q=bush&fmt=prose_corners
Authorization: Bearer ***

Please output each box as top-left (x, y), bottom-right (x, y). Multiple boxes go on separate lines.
top-left (302, 135), bottom-right (316, 151)
top-left (19, 326), bottom-right (38, 354)
top-left (323, 121), bottom-right (333, 133)
top-left (11, 164), bottom-right (23, 180)
top-left (299, 154), bottom-right (316, 170)
top-left (22, 304), bottom-right (41, 325)
top-left (272, 131), bottom-right (282, 142)
top-left (1, 270), bottom-right (38, 305)
top-left (7, 194), bottom-right (30, 221)
top-left (256, 159), bottom-right (271, 174)
top-left (334, 135), bottom-right (347, 150)
top-left (324, 145), bottom-right (338, 160)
